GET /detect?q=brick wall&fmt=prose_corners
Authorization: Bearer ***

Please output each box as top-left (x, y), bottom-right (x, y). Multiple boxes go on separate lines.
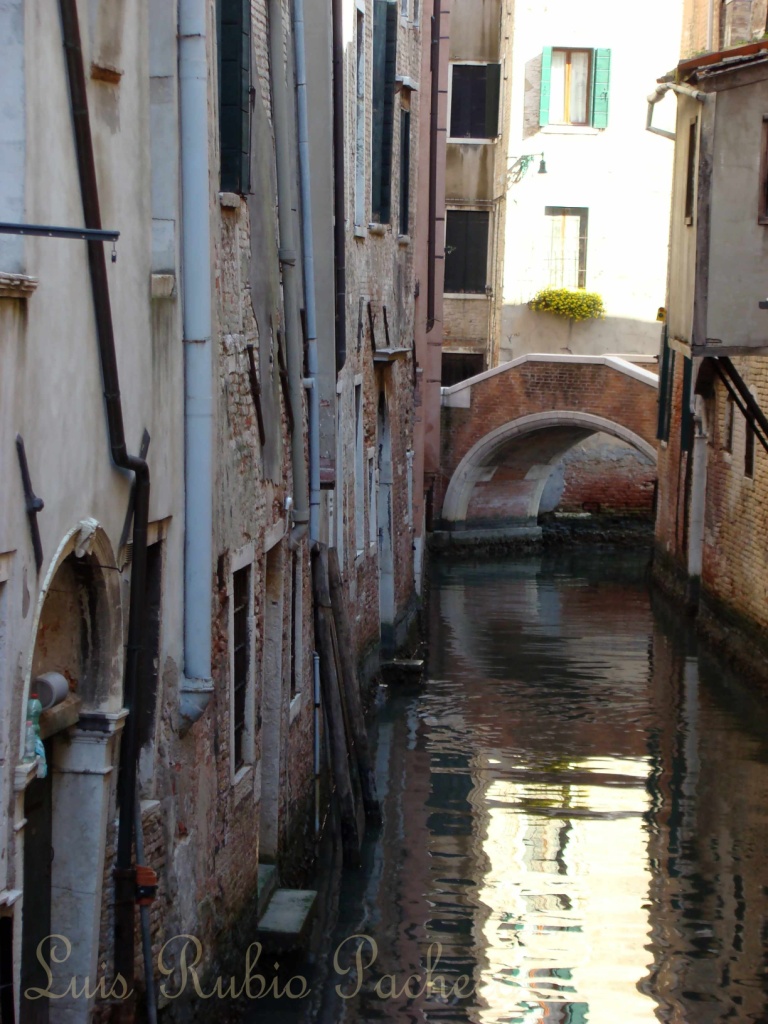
top-left (438, 361), bottom-right (659, 515)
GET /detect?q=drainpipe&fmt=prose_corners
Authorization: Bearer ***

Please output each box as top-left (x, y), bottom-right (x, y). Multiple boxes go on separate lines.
top-left (57, 0), bottom-right (150, 1014)
top-left (426, 0), bottom-right (441, 332)
top-left (686, 393), bottom-right (707, 612)
top-left (269, 0), bottom-right (310, 533)
top-left (646, 82), bottom-right (707, 141)
top-left (331, 0), bottom-right (347, 372)
top-left (178, 0), bottom-right (215, 727)
top-left (293, 0), bottom-right (320, 542)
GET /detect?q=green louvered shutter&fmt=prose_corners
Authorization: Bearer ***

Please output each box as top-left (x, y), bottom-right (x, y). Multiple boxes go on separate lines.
top-left (591, 48), bottom-right (611, 129)
top-left (539, 46), bottom-right (552, 126)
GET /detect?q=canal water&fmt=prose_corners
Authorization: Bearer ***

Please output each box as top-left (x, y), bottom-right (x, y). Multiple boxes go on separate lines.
top-left (262, 549), bottom-right (768, 1024)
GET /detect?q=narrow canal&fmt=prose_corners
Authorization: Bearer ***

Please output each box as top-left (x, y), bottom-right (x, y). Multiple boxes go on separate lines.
top-left (263, 549), bottom-right (768, 1023)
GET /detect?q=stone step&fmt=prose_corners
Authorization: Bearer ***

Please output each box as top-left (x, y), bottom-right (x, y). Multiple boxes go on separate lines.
top-left (256, 863), bottom-right (279, 919)
top-left (256, 888), bottom-right (318, 953)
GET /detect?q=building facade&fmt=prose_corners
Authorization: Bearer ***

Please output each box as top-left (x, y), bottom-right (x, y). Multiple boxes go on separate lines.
top-left (0, 0), bottom-right (423, 1020)
top-left (653, 37), bottom-right (768, 682)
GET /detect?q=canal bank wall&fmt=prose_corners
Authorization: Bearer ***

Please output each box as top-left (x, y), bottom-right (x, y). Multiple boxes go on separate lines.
top-left (652, 545), bottom-right (768, 697)
top-left (429, 516), bottom-right (654, 559)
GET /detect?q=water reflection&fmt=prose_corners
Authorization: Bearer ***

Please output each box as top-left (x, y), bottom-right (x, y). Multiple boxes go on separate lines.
top-left (256, 550), bottom-right (768, 1024)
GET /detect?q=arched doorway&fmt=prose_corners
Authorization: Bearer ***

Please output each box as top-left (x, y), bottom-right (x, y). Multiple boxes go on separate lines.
top-left (18, 526), bottom-right (124, 1024)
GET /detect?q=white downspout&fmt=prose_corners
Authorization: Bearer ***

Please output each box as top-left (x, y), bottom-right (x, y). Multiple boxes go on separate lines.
top-left (179, 0), bottom-right (214, 727)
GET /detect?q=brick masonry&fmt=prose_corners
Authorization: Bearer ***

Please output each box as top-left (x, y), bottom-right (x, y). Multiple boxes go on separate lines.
top-left (438, 361), bottom-right (659, 522)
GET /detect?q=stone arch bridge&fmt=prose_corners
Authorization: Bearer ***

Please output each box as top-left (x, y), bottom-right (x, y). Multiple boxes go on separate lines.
top-left (436, 354), bottom-right (658, 533)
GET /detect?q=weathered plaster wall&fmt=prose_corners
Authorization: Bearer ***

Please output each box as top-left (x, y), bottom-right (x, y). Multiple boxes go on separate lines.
top-left (500, 0), bottom-right (682, 362)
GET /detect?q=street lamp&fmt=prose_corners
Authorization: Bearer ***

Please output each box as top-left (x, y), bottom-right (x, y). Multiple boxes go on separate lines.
top-left (506, 152), bottom-right (547, 187)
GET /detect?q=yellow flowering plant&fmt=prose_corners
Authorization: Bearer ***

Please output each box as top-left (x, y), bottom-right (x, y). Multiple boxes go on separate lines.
top-left (529, 287), bottom-right (606, 322)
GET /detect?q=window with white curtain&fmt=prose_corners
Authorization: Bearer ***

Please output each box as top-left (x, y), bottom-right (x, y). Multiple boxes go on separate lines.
top-left (549, 49), bottom-right (591, 125)
top-left (545, 207), bottom-right (588, 289)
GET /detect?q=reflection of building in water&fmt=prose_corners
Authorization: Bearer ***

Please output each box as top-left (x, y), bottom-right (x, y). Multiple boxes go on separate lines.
top-left (475, 756), bottom-right (655, 1023)
top-left (643, 623), bottom-right (768, 1022)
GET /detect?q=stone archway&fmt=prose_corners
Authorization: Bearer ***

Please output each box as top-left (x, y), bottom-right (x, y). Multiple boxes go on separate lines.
top-left (18, 524), bottom-right (125, 1024)
top-left (442, 412), bottom-right (657, 529)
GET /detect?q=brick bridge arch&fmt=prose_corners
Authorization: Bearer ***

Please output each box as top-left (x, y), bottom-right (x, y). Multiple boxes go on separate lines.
top-left (438, 355), bottom-right (658, 530)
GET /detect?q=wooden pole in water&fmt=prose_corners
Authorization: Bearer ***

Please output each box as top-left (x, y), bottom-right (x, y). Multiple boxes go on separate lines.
top-left (328, 547), bottom-right (382, 823)
top-left (312, 543), bottom-right (361, 865)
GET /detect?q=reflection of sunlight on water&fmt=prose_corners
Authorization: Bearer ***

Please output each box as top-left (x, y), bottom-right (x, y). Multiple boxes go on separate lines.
top-left (476, 757), bottom-right (655, 1024)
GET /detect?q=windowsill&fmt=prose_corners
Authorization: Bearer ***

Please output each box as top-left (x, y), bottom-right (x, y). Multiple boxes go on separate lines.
top-left (444, 292), bottom-right (489, 300)
top-left (447, 137), bottom-right (496, 145)
top-left (355, 549), bottom-right (365, 567)
top-left (539, 124), bottom-right (600, 135)
top-left (354, 225), bottom-right (367, 239)
top-left (0, 272), bottom-right (38, 300)
top-left (759, 216), bottom-right (768, 226)
top-left (232, 763), bottom-right (253, 805)
top-left (219, 192), bottom-right (242, 209)
top-left (397, 234), bottom-right (410, 247)
top-left (368, 223), bottom-right (388, 236)
top-left (685, 216), bottom-right (694, 226)
top-left (659, 440), bottom-right (668, 450)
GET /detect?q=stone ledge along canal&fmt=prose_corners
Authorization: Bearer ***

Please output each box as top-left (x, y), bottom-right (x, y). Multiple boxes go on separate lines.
top-left (254, 548), bottom-right (768, 1024)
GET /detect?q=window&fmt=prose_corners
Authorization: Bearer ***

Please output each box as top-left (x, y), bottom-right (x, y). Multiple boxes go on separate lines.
top-left (539, 47), bottom-right (611, 128)
top-left (218, 0), bottom-right (252, 193)
top-left (444, 209), bottom-right (490, 294)
top-left (685, 119), bottom-right (697, 225)
top-left (355, 8), bottom-right (366, 228)
top-left (449, 63), bottom-right (501, 140)
top-left (368, 451), bottom-right (377, 547)
top-left (759, 115), bottom-right (768, 224)
top-left (399, 108), bottom-right (411, 235)
top-left (137, 541), bottom-right (163, 754)
top-left (355, 382), bottom-right (364, 555)
top-left (372, 0), bottom-right (398, 222)
top-left (657, 330), bottom-right (674, 444)
top-left (289, 551), bottom-right (302, 699)
top-left (724, 394), bottom-right (735, 453)
top-left (545, 207), bottom-right (588, 289)
top-left (441, 352), bottom-right (484, 386)
top-left (231, 563), bottom-right (252, 771)
top-left (745, 419), bottom-right (756, 477)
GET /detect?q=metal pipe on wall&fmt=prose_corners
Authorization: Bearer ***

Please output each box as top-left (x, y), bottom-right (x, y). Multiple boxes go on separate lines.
top-left (426, 0), bottom-right (441, 332)
top-left (179, 0), bottom-right (215, 728)
top-left (269, 0), bottom-right (310, 528)
top-left (331, 0), bottom-right (347, 371)
top-left (293, 0), bottom-right (321, 542)
top-left (57, 0), bottom-right (150, 1013)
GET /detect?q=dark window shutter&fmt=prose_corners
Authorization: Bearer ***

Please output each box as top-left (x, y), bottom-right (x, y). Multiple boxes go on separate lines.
top-left (681, 354), bottom-right (693, 452)
top-left (219, 0), bottom-right (251, 193)
top-left (444, 210), bottom-right (489, 293)
top-left (591, 48), bottom-right (611, 129)
top-left (659, 325), bottom-right (671, 442)
top-left (372, 1), bottom-right (387, 218)
top-left (372, 1), bottom-right (397, 221)
top-left (450, 65), bottom-right (500, 138)
top-left (485, 63), bottom-right (501, 137)
top-left (399, 109), bottom-right (411, 235)
top-left (380, 1), bottom-right (398, 221)
top-left (539, 46), bottom-right (552, 126)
